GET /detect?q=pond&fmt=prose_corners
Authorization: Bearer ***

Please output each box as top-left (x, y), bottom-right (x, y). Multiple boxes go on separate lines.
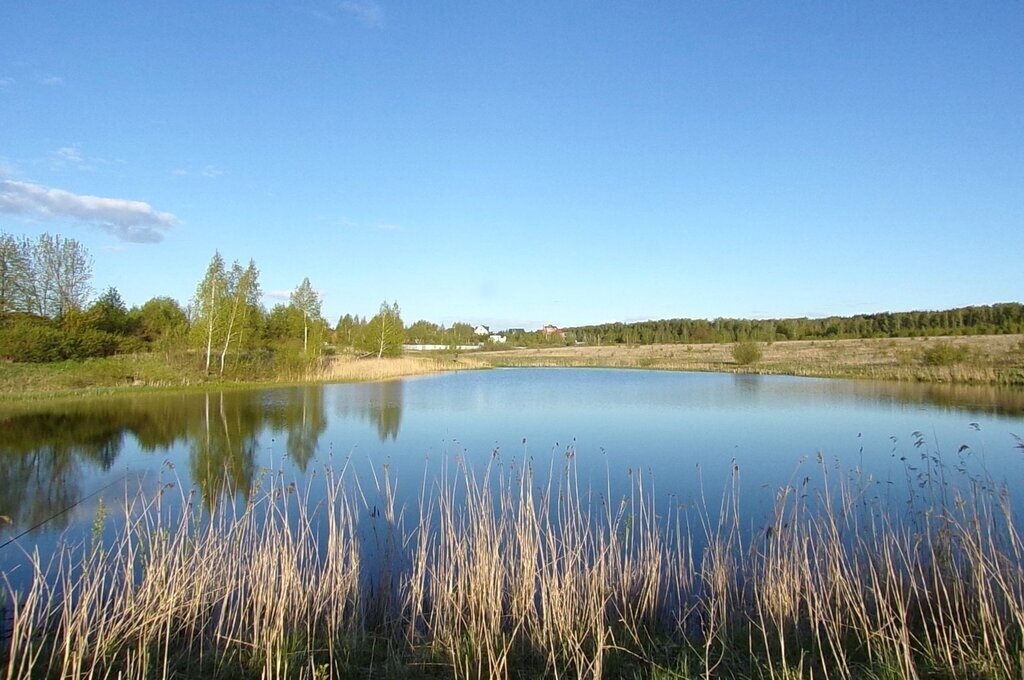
top-left (2, 368), bottom-right (1024, 578)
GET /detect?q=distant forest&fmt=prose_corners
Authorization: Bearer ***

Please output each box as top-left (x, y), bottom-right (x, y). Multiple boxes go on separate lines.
top-left (565, 303), bottom-right (1024, 346)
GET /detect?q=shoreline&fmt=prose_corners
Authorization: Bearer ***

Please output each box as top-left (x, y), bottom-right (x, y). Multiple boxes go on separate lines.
top-left (474, 333), bottom-right (1024, 386)
top-left (1, 334), bottom-right (1021, 404)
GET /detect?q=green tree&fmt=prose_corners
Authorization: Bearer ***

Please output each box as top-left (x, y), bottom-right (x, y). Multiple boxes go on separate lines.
top-left (335, 313), bottom-right (358, 348)
top-left (87, 287), bottom-right (132, 336)
top-left (217, 260), bottom-right (260, 375)
top-left (191, 252), bottom-right (229, 373)
top-left (134, 296), bottom-right (188, 345)
top-left (289, 277), bottom-right (322, 355)
top-left (33, 233), bottom-right (93, 318)
top-left (0, 233), bottom-right (33, 314)
top-left (359, 300), bottom-right (404, 358)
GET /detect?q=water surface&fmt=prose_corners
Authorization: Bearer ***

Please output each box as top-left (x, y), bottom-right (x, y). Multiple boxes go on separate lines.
top-left (2, 369), bottom-right (1023, 575)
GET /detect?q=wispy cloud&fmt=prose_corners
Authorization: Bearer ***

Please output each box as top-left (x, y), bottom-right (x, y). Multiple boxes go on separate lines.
top-left (0, 77), bottom-right (14, 89)
top-left (339, 0), bottom-right (383, 27)
top-left (169, 164), bottom-right (225, 178)
top-left (265, 290), bottom-right (293, 301)
top-left (54, 146), bottom-right (83, 163)
top-left (0, 179), bottom-right (178, 243)
top-left (49, 144), bottom-right (107, 172)
top-left (38, 75), bottom-right (64, 86)
top-left (337, 216), bottom-right (403, 232)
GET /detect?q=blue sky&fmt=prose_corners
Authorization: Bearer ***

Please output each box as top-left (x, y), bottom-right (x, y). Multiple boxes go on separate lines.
top-left (1, 2), bottom-right (1021, 330)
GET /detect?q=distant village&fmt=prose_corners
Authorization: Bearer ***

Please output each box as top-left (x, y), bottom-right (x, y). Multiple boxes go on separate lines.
top-left (403, 323), bottom-right (566, 351)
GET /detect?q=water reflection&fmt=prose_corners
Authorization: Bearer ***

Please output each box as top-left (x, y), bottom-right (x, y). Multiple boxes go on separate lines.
top-left (334, 381), bottom-right (404, 442)
top-left (0, 384), bottom-right (411, 538)
top-left (1, 371), bottom-right (1021, 548)
top-left (266, 386), bottom-right (328, 471)
top-left (188, 391), bottom-right (260, 509)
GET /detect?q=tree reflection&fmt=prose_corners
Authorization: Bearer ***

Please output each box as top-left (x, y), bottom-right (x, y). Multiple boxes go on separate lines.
top-left (188, 391), bottom-right (261, 510)
top-left (333, 381), bottom-right (404, 442)
top-left (375, 381), bottom-right (403, 441)
top-left (276, 387), bottom-right (327, 472)
top-left (0, 411), bottom-right (128, 533)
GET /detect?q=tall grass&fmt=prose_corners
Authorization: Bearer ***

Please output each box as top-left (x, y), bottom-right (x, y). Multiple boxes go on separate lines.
top-left (309, 355), bottom-right (484, 383)
top-left (3, 445), bottom-right (1023, 679)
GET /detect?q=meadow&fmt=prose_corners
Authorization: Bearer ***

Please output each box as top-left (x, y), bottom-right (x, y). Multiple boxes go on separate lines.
top-left (477, 335), bottom-right (1024, 386)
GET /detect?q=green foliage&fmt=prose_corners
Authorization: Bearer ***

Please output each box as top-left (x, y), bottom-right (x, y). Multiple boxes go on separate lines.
top-left (0, 311), bottom-right (125, 362)
top-left (1, 230), bottom-right (93, 318)
top-left (0, 315), bottom-right (65, 362)
top-left (358, 301), bottom-right (404, 357)
top-left (335, 313), bottom-right (361, 348)
top-left (732, 341), bottom-right (763, 365)
top-left (87, 287), bottom-right (134, 336)
top-left (133, 296), bottom-right (188, 345)
top-left (289, 276), bottom-right (324, 356)
top-left (920, 341), bottom-right (970, 366)
top-left (568, 303), bottom-right (1024, 346)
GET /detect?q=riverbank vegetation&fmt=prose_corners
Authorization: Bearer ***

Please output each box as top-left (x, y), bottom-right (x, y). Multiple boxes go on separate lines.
top-left (4, 229), bottom-right (1024, 395)
top-left (479, 334), bottom-right (1024, 386)
top-left (2, 442), bottom-right (1022, 679)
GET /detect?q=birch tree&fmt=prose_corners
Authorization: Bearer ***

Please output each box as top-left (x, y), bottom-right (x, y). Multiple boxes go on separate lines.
top-left (289, 277), bottom-right (321, 355)
top-left (0, 233), bottom-right (32, 314)
top-left (34, 233), bottom-right (92, 317)
top-left (191, 252), bottom-right (228, 373)
top-left (360, 300), bottom-right (403, 358)
top-left (217, 260), bottom-right (260, 375)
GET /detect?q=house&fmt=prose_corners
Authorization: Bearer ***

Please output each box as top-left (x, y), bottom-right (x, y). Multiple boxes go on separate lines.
top-left (473, 325), bottom-right (490, 336)
top-left (542, 324), bottom-right (565, 338)
top-left (489, 334), bottom-right (507, 344)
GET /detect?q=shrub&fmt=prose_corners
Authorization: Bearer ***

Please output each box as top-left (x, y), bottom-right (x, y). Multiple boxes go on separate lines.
top-left (920, 341), bottom-right (969, 367)
top-left (732, 340), bottom-right (763, 365)
top-left (0, 317), bottom-right (65, 362)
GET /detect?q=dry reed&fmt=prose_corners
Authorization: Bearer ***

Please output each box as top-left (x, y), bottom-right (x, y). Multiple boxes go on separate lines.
top-left (2, 442), bottom-right (1023, 679)
top-left (309, 355), bottom-right (485, 384)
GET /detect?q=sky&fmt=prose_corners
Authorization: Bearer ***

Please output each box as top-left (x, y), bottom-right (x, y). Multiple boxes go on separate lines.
top-left (1, 2), bottom-right (1021, 331)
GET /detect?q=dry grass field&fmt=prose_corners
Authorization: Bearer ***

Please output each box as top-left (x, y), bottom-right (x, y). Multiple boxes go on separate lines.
top-left (310, 353), bottom-right (487, 382)
top-left (475, 334), bottom-right (1024, 385)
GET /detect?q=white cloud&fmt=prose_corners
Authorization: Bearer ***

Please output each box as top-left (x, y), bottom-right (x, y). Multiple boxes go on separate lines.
top-left (0, 77), bottom-right (14, 89)
top-left (54, 146), bottom-right (83, 163)
top-left (170, 168), bottom-right (189, 176)
top-left (38, 75), bottom-right (64, 86)
top-left (264, 290), bottom-right (293, 301)
top-left (200, 165), bottom-right (224, 178)
top-left (374, 222), bottom-right (401, 231)
top-left (0, 179), bottom-right (177, 243)
top-left (339, 0), bottom-right (383, 27)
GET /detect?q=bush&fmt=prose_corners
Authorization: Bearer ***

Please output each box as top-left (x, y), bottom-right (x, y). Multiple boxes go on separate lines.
top-left (0, 317), bottom-right (65, 362)
top-left (920, 341), bottom-right (969, 367)
top-left (732, 341), bottom-right (763, 365)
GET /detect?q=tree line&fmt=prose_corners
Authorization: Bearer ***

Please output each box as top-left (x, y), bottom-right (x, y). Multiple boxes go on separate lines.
top-left (0, 230), bottom-right (411, 370)
top-left (566, 304), bottom-right (1024, 346)
top-left (3, 229), bottom-right (1021, 366)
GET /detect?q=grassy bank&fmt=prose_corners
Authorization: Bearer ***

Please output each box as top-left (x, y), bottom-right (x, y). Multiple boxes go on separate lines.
top-left (479, 334), bottom-right (1024, 385)
top-left (3, 448), bottom-right (1022, 679)
top-left (0, 352), bottom-right (485, 403)
top-left (2, 335), bottom-right (1022, 403)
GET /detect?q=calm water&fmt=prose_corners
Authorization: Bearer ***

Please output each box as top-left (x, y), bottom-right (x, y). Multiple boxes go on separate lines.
top-left (2, 368), bottom-right (1024, 577)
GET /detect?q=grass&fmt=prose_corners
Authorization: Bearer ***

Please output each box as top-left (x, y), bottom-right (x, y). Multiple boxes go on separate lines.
top-left (309, 354), bottom-right (487, 383)
top-left (2, 335), bottom-right (1021, 402)
top-left (3, 441), bottom-right (1023, 679)
top-left (478, 334), bottom-right (1024, 386)
top-left (0, 352), bottom-right (485, 403)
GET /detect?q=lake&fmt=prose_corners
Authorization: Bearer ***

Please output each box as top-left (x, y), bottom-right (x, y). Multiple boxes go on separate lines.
top-left (2, 368), bottom-right (1024, 578)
